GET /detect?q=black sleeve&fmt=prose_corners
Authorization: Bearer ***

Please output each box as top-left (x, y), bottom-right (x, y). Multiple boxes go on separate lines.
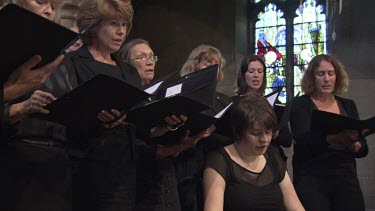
top-left (289, 96), bottom-right (330, 159)
top-left (346, 99), bottom-right (368, 158)
top-left (205, 149), bottom-right (229, 181)
top-left (274, 103), bottom-right (292, 148)
top-left (267, 145), bottom-right (287, 183)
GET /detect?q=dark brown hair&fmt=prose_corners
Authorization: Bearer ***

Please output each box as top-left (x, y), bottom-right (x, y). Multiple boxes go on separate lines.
top-left (301, 54), bottom-right (349, 95)
top-left (235, 54), bottom-right (267, 95)
top-left (231, 95), bottom-right (278, 141)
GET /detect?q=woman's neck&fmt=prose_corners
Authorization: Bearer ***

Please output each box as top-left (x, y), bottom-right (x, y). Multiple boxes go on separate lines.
top-left (310, 92), bottom-right (334, 102)
top-left (233, 142), bottom-right (262, 163)
top-left (88, 45), bottom-right (115, 65)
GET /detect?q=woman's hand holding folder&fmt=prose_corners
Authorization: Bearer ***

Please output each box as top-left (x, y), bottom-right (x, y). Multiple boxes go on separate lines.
top-left (8, 90), bottom-right (56, 123)
top-left (4, 55), bottom-right (64, 101)
top-left (150, 115), bottom-right (187, 138)
top-left (97, 109), bottom-right (127, 129)
top-left (327, 128), bottom-right (370, 152)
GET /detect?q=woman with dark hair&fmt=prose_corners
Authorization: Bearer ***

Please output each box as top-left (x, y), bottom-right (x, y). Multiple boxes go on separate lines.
top-left (120, 39), bottom-right (214, 211)
top-left (234, 54), bottom-right (267, 97)
top-left (203, 95), bottom-right (304, 211)
top-left (289, 54), bottom-right (368, 211)
top-left (120, 38), bottom-right (157, 86)
top-left (233, 54), bottom-right (292, 160)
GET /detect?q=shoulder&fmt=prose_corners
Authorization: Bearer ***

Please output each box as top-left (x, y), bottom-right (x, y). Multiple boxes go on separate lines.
top-left (266, 145), bottom-right (287, 181)
top-left (334, 95), bottom-right (355, 105)
top-left (206, 147), bottom-right (230, 180)
top-left (291, 94), bottom-right (310, 104)
top-left (289, 94), bottom-right (313, 111)
top-left (207, 147), bottom-right (227, 161)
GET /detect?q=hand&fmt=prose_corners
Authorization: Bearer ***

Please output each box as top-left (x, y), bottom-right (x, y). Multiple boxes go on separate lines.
top-left (327, 129), bottom-right (368, 146)
top-left (179, 124), bottom-right (215, 151)
top-left (164, 114), bottom-right (187, 130)
top-left (4, 55), bottom-right (65, 101)
top-left (150, 114), bottom-right (188, 138)
top-left (347, 141), bottom-right (362, 153)
top-left (9, 90), bottom-right (56, 123)
top-left (97, 109), bottom-right (126, 129)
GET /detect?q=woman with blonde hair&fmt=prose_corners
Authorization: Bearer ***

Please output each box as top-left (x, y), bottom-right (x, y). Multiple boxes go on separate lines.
top-left (180, 45), bottom-right (225, 83)
top-left (177, 45), bottom-right (232, 211)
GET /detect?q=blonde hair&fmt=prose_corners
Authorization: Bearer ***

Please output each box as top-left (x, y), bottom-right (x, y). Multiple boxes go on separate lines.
top-left (301, 54), bottom-right (349, 95)
top-left (77, 0), bottom-right (133, 45)
top-left (180, 45), bottom-right (225, 82)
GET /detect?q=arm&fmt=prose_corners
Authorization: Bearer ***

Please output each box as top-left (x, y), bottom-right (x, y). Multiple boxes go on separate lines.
top-left (274, 104), bottom-right (292, 148)
top-left (156, 125), bottom-right (215, 159)
top-left (4, 55), bottom-right (64, 101)
top-left (289, 97), bottom-right (330, 158)
top-left (326, 98), bottom-right (368, 157)
top-left (279, 172), bottom-right (305, 211)
top-left (7, 90), bottom-right (56, 123)
top-left (203, 167), bottom-right (225, 211)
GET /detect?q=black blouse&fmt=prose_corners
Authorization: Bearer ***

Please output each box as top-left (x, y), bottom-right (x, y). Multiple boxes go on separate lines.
top-left (206, 145), bottom-right (287, 211)
top-left (289, 94), bottom-right (368, 177)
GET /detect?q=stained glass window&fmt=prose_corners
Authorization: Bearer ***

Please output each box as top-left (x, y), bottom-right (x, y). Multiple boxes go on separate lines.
top-left (254, 0), bottom-right (327, 103)
top-left (293, 0), bottom-right (327, 97)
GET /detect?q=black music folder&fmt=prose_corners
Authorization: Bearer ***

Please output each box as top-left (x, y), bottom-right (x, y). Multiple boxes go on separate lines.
top-left (41, 74), bottom-right (151, 132)
top-left (183, 102), bottom-right (233, 135)
top-left (311, 110), bottom-right (375, 137)
top-left (215, 90), bottom-right (283, 138)
top-left (127, 65), bottom-right (219, 128)
top-left (0, 4), bottom-right (100, 82)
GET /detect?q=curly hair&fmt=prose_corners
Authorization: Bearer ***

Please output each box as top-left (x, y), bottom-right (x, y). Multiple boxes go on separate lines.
top-left (301, 54), bottom-right (349, 95)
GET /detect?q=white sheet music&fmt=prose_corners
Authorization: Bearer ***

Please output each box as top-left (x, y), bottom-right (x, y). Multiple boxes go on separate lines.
top-left (165, 83), bottom-right (182, 97)
top-left (144, 81), bottom-right (163, 94)
top-left (215, 102), bottom-right (233, 118)
top-left (266, 92), bottom-right (278, 106)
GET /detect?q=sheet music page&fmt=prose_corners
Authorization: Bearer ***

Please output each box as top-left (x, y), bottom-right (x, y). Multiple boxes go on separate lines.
top-left (266, 92), bottom-right (278, 106)
top-left (165, 83), bottom-right (182, 97)
top-left (144, 81), bottom-right (163, 94)
top-left (215, 102), bottom-right (233, 118)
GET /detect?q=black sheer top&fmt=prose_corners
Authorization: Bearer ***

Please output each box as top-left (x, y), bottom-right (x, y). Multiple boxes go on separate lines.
top-left (206, 145), bottom-right (287, 211)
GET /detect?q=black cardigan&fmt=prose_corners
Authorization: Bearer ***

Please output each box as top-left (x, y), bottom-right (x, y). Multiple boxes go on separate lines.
top-left (289, 94), bottom-right (368, 176)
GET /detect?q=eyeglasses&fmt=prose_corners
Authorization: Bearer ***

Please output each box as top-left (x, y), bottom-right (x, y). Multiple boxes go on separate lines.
top-left (131, 55), bottom-right (158, 62)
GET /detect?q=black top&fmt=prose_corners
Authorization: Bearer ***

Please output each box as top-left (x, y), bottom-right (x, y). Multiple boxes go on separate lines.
top-left (289, 94), bottom-right (368, 177)
top-left (3, 54), bottom-right (74, 143)
top-left (63, 45), bottom-right (142, 160)
top-left (206, 145), bottom-right (287, 211)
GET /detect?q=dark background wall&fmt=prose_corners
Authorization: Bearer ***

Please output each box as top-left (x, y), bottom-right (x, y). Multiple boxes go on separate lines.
top-left (332, 0), bottom-right (375, 79)
top-left (129, 0), bottom-right (237, 95)
top-left (129, 0), bottom-right (375, 88)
